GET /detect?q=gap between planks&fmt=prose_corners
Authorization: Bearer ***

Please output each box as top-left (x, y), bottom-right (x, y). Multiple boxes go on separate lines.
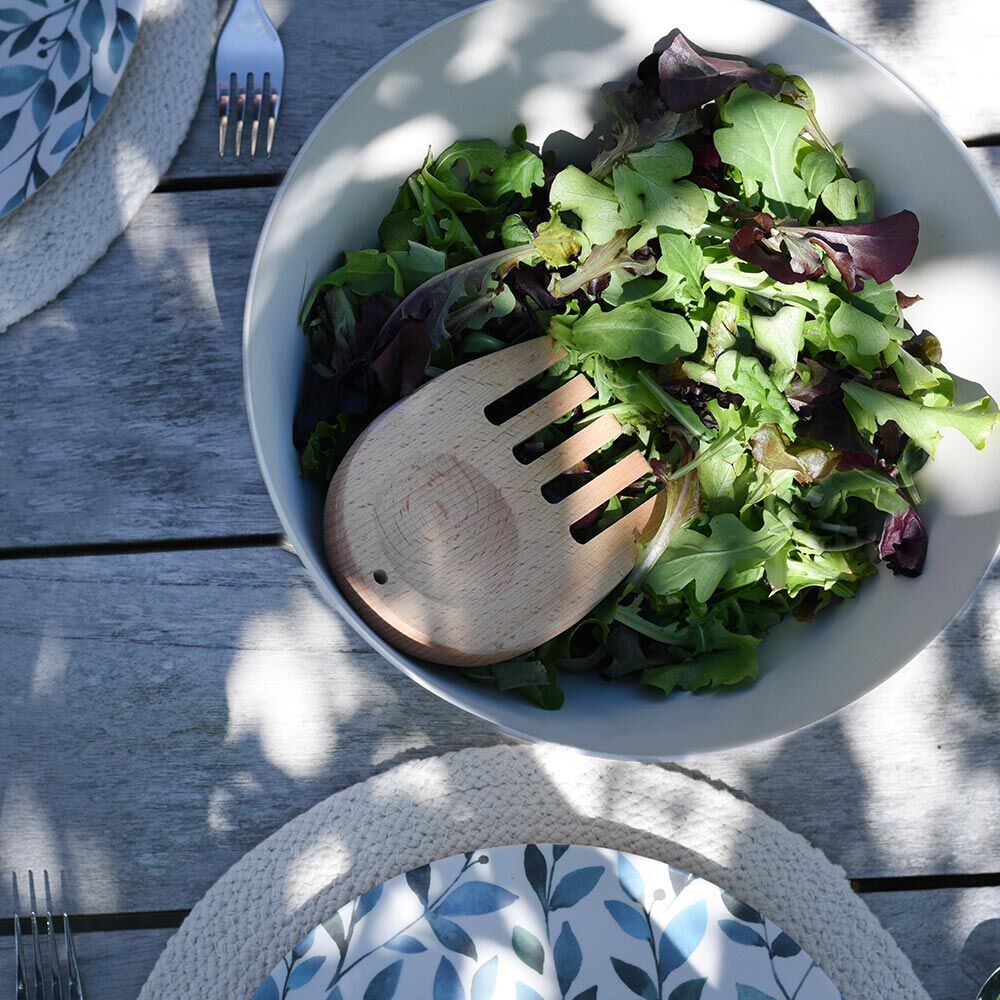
top-left (2, 872), bottom-right (999, 938)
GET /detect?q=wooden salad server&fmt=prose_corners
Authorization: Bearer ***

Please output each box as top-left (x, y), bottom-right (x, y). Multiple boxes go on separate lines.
top-left (324, 336), bottom-right (664, 667)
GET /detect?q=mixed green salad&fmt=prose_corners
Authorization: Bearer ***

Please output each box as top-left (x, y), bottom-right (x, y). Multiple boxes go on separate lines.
top-left (295, 31), bottom-right (999, 708)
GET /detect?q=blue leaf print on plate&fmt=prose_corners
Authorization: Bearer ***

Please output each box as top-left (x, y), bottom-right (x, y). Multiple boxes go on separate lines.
top-left (523, 845), bottom-right (548, 909)
top-left (512, 925), bottom-right (544, 974)
top-left (552, 845), bottom-right (569, 862)
top-left (617, 853), bottom-right (645, 903)
top-left (721, 891), bottom-right (764, 925)
top-left (32, 79), bottom-right (55, 131)
top-left (515, 984), bottom-right (545, 1000)
top-left (117, 7), bottom-right (139, 42)
top-left (554, 921), bottom-right (582, 997)
top-left (286, 956), bottom-right (324, 990)
top-left (436, 882), bottom-right (517, 917)
top-left (604, 899), bottom-right (650, 941)
top-left (406, 864), bottom-right (431, 906)
top-left (426, 911), bottom-right (478, 960)
top-left (433, 956), bottom-right (465, 1000)
top-left (60, 34), bottom-right (81, 77)
top-left (251, 976), bottom-right (279, 1000)
top-left (736, 986), bottom-right (778, 1000)
top-left (659, 901), bottom-right (707, 982)
top-left (10, 19), bottom-right (42, 57)
top-left (385, 933), bottom-right (427, 953)
top-left (328, 989), bottom-right (344, 1000)
top-left (550, 867), bottom-right (604, 911)
top-left (0, 110), bottom-right (17, 152)
top-left (50, 119), bottom-right (84, 155)
top-left (80, 0), bottom-right (105, 51)
top-left (56, 75), bottom-right (90, 114)
top-left (571, 989), bottom-right (598, 1000)
top-left (769, 931), bottom-right (801, 958)
top-left (471, 956), bottom-right (498, 1000)
top-left (291, 929), bottom-right (315, 960)
top-left (323, 911), bottom-right (347, 955)
top-left (0, 7), bottom-right (31, 23)
top-left (363, 959), bottom-right (403, 1000)
top-left (668, 978), bottom-right (707, 1000)
top-left (719, 920), bottom-right (767, 948)
top-left (356, 884), bottom-right (384, 919)
top-left (611, 957), bottom-right (658, 1000)
top-left (0, 65), bottom-right (45, 96)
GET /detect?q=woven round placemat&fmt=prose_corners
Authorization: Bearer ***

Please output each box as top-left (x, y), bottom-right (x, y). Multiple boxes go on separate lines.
top-left (138, 744), bottom-right (928, 999)
top-left (0, 0), bottom-right (215, 333)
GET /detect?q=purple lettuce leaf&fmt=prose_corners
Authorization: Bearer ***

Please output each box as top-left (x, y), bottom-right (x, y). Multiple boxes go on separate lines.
top-left (645, 31), bottom-right (782, 113)
top-left (878, 504), bottom-right (927, 576)
top-left (730, 210), bottom-right (920, 292)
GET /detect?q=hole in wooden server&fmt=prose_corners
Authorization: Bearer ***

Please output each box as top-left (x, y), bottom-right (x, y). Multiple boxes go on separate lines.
top-left (373, 570), bottom-right (388, 585)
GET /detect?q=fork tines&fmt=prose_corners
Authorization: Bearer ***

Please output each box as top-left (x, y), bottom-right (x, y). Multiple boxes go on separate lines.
top-left (217, 71), bottom-right (281, 158)
top-left (214, 0), bottom-right (285, 159)
top-left (13, 872), bottom-right (83, 1000)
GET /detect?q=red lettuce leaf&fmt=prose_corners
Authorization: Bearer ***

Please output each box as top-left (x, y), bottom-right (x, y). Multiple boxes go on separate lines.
top-left (646, 31), bottom-right (782, 113)
top-left (878, 504), bottom-right (927, 577)
top-left (730, 211), bottom-right (920, 292)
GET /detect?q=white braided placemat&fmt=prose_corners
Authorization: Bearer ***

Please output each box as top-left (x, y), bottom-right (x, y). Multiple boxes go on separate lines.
top-left (138, 744), bottom-right (928, 999)
top-left (0, 0), bottom-right (215, 333)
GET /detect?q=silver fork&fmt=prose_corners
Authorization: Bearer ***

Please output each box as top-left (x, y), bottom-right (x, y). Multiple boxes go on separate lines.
top-left (214, 0), bottom-right (285, 158)
top-left (13, 872), bottom-right (83, 1000)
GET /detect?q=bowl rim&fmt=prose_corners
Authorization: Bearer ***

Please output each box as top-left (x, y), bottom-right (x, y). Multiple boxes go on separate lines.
top-left (243, 0), bottom-right (1000, 760)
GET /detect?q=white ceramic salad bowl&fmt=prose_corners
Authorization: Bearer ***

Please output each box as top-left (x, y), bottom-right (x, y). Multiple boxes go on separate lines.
top-left (244, 0), bottom-right (1000, 758)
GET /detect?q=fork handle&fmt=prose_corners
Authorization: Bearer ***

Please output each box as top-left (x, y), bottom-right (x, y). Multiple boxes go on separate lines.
top-left (223, 0), bottom-right (280, 43)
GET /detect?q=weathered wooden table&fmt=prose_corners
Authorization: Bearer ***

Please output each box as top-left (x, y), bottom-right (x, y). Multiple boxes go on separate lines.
top-left (1, 0), bottom-right (998, 996)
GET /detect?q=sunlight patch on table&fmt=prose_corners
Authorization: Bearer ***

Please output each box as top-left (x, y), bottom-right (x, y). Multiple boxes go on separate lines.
top-left (31, 634), bottom-right (69, 699)
top-left (225, 597), bottom-right (362, 780)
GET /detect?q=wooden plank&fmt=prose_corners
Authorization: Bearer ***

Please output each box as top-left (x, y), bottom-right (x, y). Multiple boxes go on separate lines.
top-left (163, 0), bottom-right (998, 182)
top-left (0, 188), bottom-right (281, 548)
top-left (866, 886), bottom-right (1000, 1000)
top-left (0, 927), bottom-right (174, 1000)
top-left (1, 545), bottom-right (999, 915)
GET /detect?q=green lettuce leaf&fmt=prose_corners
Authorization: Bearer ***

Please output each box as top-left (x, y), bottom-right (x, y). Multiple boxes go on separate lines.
top-left (644, 510), bottom-right (792, 602)
top-left (843, 382), bottom-right (1000, 456)
top-left (613, 140), bottom-right (708, 235)
top-left (551, 302), bottom-right (698, 364)
top-left (714, 84), bottom-right (810, 221)
top-left (549, 166), bottom-right (622, 243)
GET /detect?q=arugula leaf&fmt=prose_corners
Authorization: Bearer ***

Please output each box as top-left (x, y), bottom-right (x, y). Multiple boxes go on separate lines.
top-left (843, 382), bottom-right (1000, 456)
top-left (550, 166), bottom-right (622, 243)
top-left (479, 147), bottom-right (545, 201)
top-left (751, 305), bottom-right (805, 373)
top-left (799, 148), bottom-right (838, 198)
top-left (714, 350), bottom-right (798, 437)
top-left (821, 177), bottom-right (876, 223)
top-left (641, 641), bottom-right (759, 694)
top-left (656, 231), bottom-right (706, 307)
top-left (551, 302), bottom-right (698, 364)
top-left (714, 84), bottom-right (810, 221)
top-left (804, 469), bottom-right (909, 518)
top-left (644, 511), bottom-right (792, 602)
top-left (614, 141), bottom-right (708, 235)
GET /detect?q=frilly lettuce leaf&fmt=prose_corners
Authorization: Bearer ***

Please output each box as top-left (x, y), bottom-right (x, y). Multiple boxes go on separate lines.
top-left (843, 382), bottom-right (1000, 456)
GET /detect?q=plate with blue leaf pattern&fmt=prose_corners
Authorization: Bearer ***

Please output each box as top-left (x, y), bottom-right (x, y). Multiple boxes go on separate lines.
top-left (251, 844), bottom-right (842, 1000)
top-left (0, 0), bottom-right (143, 217)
